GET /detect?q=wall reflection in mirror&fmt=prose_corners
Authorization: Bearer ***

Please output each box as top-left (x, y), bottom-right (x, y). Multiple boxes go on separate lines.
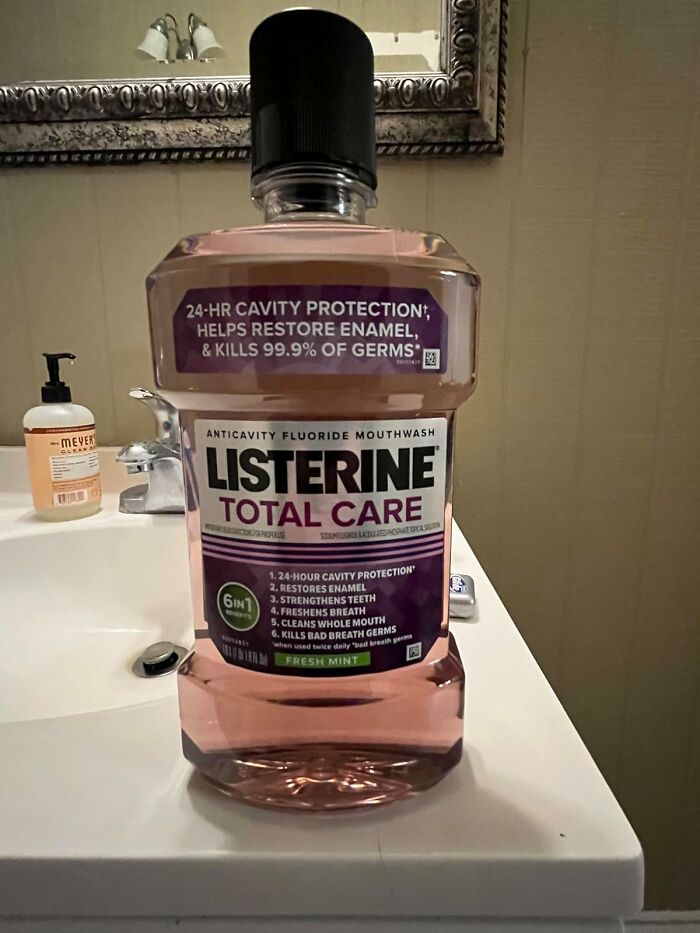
top-left (0, 0), bottom-right (441, 83)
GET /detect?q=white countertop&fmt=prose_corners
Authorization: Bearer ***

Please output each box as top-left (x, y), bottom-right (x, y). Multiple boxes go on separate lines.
top-left (0, 449), bottom-right (643, 926)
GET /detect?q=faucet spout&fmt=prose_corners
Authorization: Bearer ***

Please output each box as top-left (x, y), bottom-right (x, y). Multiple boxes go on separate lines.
top-left (117, 390), bottom-right (185, 514)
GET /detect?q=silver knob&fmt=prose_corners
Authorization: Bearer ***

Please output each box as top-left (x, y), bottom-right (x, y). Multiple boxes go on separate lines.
top-left (115, 439), bottom-right (173, 469)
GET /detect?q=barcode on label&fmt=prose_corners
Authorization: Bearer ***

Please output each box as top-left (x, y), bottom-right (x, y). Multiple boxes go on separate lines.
top-left (406, 642), bottom-right (422, 661)
top-left (54, 489), bottom-right (88, 506)
top-left (422, 348), bottom-right (441, 370)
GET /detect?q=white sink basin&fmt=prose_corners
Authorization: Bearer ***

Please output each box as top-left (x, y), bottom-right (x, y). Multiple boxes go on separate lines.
top-left (0, 516), bottom-right (192, 723)
top-left (0, 450), bottom-right (644, 925)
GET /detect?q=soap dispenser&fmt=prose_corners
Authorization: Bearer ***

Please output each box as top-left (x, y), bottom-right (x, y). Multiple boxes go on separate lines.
top-left (23, 353), bottom-right (101, 521)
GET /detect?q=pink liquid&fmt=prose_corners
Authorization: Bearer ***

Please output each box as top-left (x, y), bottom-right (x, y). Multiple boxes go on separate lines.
top-left (148, 220), bottom-right (479, 810)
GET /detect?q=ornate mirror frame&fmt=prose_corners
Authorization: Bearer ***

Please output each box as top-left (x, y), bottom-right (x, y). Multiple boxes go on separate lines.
top-left (0, 0), bottom-right (507, 166)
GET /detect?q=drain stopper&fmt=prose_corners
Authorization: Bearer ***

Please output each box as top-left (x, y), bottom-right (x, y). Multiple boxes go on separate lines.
top-left (132, 641), bottom-right (188, 678)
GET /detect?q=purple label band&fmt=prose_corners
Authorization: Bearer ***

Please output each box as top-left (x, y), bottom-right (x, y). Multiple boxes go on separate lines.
top-left (203, 549), bottom-right (445, 677)
top-left (173, 284), bottom-right (448, 376)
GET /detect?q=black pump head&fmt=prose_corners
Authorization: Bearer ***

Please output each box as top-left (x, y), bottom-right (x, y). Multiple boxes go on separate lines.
top-left (42, 352), bottom-right (75, 403)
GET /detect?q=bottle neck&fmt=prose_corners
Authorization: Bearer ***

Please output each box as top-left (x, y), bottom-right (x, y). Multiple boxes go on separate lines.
top-left (252, 166), bottom-right (376, 224)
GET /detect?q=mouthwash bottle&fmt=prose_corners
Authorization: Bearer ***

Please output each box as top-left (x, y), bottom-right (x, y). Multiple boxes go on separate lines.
top-left (147, 8), bottom-right (479, 810)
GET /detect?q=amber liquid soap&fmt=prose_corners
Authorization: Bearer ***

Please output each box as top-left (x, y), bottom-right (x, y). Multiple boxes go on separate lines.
top-left (146, 9), bottom-right (479, 810)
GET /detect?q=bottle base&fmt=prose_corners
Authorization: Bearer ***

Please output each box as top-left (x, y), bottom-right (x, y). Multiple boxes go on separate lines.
top-left (35, 502), bottom-right (101, 522)
top-left (179, 633), bottom-right (465, 811)
top-left (184, 733), bottom-right (463, 811)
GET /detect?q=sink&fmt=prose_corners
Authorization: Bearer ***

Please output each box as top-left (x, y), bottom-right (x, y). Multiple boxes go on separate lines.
top-left (0, 517), bottom-right (192, 723)
top-left (0, 450), bottom-right (644, 925)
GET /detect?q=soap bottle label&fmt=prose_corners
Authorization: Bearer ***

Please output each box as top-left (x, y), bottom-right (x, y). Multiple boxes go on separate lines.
top-left (24, 425), bottom-right (101, 509)
top-left (194, 416), bottom-right (448, 676)
top-left (173, 285), bottom-right (448, 376)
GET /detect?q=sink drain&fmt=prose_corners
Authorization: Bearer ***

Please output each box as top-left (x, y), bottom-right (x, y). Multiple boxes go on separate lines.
top-left (132, 641), bottom-right (188, 678)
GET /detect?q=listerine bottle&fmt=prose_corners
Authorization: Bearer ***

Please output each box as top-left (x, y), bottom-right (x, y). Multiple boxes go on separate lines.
top-left (147, 8), bottom-right (479, 810)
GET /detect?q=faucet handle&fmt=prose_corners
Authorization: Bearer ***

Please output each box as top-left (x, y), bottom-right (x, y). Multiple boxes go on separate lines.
top-left (116, 439), bottom-right (173, 474)
top-left (129, 387), bottom-right (180, 448)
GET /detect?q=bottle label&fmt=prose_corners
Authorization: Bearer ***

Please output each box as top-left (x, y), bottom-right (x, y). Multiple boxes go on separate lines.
top-left (173, 285), bottom-right (447, 375)
top-left (24, 425), bottom-right (101, 509)
top-left (195, 417), bottom-right (448, 676)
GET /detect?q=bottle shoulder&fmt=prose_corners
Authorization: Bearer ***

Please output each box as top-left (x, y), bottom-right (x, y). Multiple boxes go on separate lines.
top-left (153, 222), bottom-right (479, 279)
top-left (23, 403), bottom-right (95, 429)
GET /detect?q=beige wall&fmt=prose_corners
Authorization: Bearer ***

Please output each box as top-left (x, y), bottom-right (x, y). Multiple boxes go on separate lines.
top-left (1, 0), bottom-right (699, 910)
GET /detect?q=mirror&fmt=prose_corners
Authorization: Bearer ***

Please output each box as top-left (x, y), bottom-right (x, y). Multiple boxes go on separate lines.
top-left (0, 0), bottom-right (507, 166)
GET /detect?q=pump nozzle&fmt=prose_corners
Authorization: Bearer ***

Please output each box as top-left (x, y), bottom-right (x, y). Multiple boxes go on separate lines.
top-left (41, 352), bottom-right (76, 403)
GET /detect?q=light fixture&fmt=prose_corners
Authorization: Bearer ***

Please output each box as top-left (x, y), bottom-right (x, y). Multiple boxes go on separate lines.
top-left (135, 17), bottom-right (170, 62)
top-left (189, 14), bottom-right (225, 60)
top-left (135, 12), bottom-right (224, 63)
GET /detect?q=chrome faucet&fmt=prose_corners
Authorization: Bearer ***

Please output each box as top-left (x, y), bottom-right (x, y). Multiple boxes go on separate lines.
top-left (116, 388), bottom-right (185, 514)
